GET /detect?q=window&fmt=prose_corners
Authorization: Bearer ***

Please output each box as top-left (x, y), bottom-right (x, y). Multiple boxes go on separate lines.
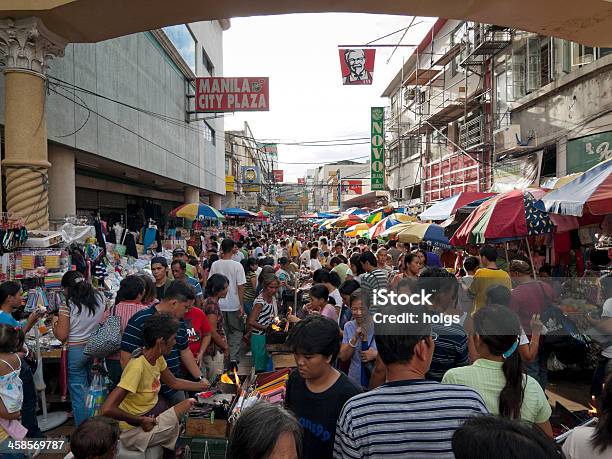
top-left (495, 68), bottom-right (510, 128)
top-left (511, 47), bottom-right (526, 99)
top-left (541, 145), bottom-right (557, 178)
top-left (571, 43), bottom-right (595, 66)
top-left (599, 48), bottom-right (612, 59)
top-left (203, 122), bottom-right (216, 145)
top-left (202, 48), bottom-right (215, 76)
top-left (526, 37), bottom-right (541, 93)
top-left (540, 38), bottom-right (553, 87)
top-left (162, 25), bottom-right (196, 73)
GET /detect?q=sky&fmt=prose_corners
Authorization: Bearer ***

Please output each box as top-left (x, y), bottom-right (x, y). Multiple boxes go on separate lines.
top-left (223, 13), bottom-right (435, 182)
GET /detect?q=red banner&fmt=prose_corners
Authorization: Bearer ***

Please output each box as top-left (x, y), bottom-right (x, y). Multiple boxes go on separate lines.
top-left (297, 178), bottom-right (305, 185)
top-left (195, 77), bottom-right (269, 112)
top-left (273, 170), bottom-right (284, 183)
top-left (339, 49), bottom-right (375, 85)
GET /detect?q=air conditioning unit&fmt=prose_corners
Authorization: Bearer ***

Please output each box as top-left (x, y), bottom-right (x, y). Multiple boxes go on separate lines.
top-left (494, 124), bottom-right (524, 154)
top-left (404, 88), bottom-right (417, 104)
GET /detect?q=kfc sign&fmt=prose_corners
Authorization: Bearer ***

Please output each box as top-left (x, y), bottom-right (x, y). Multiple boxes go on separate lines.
top-left (339, 49), bottom-right (375, 85)
top-left (342, 180), bottom-right (363, 195)
top-left (196, 77), bottom-right (269, 112)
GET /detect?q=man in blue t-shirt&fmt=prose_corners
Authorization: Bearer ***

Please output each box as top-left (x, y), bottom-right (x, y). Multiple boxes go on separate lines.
top-left (120, 280), bottom-right (208, 405)
top-left (171, 259), bottom-right (203, 309)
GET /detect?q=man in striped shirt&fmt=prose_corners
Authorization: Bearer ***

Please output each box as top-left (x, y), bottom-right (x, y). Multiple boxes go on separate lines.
top-left (120, 281), bottom-right (208, 405)
top-left (358, 251), bottom-right (389, 314)
top-left (334, 304), bottom-right (488, 458)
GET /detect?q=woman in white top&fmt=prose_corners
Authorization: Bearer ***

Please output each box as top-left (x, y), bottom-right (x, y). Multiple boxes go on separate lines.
top-left (309, 248), bottom-right (322, 272)
top-left (563, 373), bottom-right (612, 459)
top-left (53, 271), bottom-right (105, 426)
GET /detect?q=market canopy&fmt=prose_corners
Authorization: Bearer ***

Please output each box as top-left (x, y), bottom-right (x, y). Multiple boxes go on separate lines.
top-left (169, 203), bottom-right (225, 220)
top-left (538, 159), bottom-right (612, 217)
top-left (451, 189), bottom-right (553, 246)
top-left (381, 222), bottom-right (450, 248)
top-left (345, 223), bottom-right (371, 238)
top-left (221, 207), bottom-right (257, 218)
top-left (6, 1), bottom-right (612, 46)
top-left (419, 192), bottom-right (496, 221)
top-left (369, 213), bottom-right (415, 239)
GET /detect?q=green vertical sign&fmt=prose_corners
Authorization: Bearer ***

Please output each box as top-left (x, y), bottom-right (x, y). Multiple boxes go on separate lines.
top-left (371, 107), bottom-right (385, 190)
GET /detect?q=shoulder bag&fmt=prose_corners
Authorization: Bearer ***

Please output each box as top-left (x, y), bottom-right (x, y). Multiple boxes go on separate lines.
top-left (84, 305), bottom-right (122, 358)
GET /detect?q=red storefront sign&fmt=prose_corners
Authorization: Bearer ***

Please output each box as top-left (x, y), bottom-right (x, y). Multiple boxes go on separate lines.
top-left (273, 170), bottom-right (284, 183)
top-left (297, 178), bottom-right (305, 185)
top-left (195, 77), bottom-right (269, 112)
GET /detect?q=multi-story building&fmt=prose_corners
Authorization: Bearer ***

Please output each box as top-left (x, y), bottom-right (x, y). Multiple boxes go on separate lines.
top-left (0, 20), bottom-right (229, 230)
top-left (382, 19), bottom-right (612, 205)
top-left (310, 160), bottom-right (372, 212)
top-left (224, 121), bottom-right (274, 211)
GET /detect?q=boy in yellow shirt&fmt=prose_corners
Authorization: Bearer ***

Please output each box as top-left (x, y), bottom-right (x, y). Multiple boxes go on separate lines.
top-left (102, 313), bottom-right (209, 453)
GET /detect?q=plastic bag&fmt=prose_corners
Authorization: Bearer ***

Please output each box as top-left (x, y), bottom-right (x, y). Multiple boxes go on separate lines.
top-left (86, 373), bottom-right (110, 418)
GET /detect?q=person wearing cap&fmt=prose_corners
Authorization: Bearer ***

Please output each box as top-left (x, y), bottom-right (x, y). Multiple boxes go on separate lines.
top-left (173, 248), bottom-right (196, 279)
top-left (151, 257), bottom-right (173, 301)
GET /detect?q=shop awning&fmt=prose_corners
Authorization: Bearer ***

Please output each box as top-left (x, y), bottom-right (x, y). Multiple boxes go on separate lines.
top-left (538, 159), bottom-right (612, 217)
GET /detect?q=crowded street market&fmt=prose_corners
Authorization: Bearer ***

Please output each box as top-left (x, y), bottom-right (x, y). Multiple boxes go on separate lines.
top-left (0, 158), bottom-right (607, 458)
top-left (1, 2), bottom-right (612, 458)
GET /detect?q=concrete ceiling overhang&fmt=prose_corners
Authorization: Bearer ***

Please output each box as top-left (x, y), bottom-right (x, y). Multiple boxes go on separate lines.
top-left (2, 0), bottom-right (612, 46)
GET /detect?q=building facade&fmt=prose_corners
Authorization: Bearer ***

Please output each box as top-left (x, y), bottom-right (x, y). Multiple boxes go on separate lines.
top-left (224, 121), bottom-right (276, 211)
top-left (382, 19), bottom-right (612, 206)
top-left (310, 160), bottom-right (371, 212)
top-left (0, 19), bottom-right (228, 230)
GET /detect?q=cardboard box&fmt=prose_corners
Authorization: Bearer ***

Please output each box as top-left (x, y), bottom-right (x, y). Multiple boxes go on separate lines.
top-left (185, 418), bottom-right (228, 438)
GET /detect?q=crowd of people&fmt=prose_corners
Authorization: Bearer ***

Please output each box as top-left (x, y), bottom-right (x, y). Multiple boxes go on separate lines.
top-left (0, 220), bottom-right (610, 458)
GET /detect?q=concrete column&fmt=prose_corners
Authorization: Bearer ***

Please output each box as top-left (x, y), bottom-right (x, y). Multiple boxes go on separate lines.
top-left (209, 193), bottom-right (222, 209)
top-left (184, 186), bottom-right (200, 204)
top-left (0, 18), bottom-right (66, 230)
top-left (48, 144), bottom-right (76, 226)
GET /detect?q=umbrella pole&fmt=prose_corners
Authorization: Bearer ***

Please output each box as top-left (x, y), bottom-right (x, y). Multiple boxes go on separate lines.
top-left (525, 238), bottom-right (537, 279)
top-left (504, 243), bottom-right (510, 268)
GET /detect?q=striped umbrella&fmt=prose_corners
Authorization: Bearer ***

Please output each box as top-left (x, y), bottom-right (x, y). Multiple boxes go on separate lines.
top-left (366, 206), bottom-right (395, 224)
top-left (333, 213), bottom-right (366, 228)
top-left (345, 223), bottom-right (371, 237)
top-left (170, 203), bottom-right (225, 220)
top-left (382, 222), bottom-right (450, 247)
top-left (451, 189), bottom-right (553, 246)
top-left (369, 213), bottom-right (415, 239)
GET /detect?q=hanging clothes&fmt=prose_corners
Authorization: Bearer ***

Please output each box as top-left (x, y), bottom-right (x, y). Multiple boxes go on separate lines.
top-left (124, 232), bottom-right (138, 258)
top-left (143, 228), bottom-right (157, 252)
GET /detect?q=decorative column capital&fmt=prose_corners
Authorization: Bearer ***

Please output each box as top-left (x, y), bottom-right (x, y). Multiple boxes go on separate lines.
top-left (0, 17), bottom-right (67, 74)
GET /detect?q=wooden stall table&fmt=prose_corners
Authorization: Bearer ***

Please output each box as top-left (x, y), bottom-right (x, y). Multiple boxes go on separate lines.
top-left (266, 343), bottom-right (296, 370)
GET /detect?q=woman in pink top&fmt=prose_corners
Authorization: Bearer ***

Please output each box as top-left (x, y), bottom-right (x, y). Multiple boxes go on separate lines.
top-left (103, 275), bottom-right (147, 388)
top-left (289, 284), bottom-right (338, 323)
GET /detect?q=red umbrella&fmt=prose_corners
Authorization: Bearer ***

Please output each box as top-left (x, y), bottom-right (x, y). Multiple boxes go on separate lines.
top-left (450, 189), bottom-right (554, 246)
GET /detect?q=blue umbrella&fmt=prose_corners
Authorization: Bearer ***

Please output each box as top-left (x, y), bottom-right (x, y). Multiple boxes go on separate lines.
top-left (221, 207), bottom-right (257, 218)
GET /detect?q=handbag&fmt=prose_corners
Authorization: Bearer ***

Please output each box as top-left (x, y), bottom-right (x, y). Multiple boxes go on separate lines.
top-left (84, 305), bottom-right (122, 358)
